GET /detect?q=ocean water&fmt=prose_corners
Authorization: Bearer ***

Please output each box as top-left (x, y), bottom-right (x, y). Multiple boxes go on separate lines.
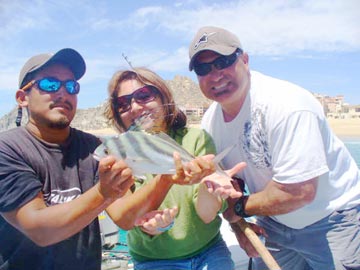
top-left (343, 138), bottom-right (360, 167)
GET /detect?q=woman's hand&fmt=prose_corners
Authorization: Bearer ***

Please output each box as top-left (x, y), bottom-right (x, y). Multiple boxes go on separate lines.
top-left (202, 162), bottom-right (247, 200)
top-left (170, 152), bottom-right (216, 185)
top-left (134, 206), bottom-right (178, 235)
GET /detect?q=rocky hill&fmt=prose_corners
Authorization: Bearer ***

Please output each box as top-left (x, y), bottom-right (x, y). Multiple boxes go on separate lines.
top-left (168, 75), bottom-right (211, 108)
top-left (0, 76), bottom-right (211, 132)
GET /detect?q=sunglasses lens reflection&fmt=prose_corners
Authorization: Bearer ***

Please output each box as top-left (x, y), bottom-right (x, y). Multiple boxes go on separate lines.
top-left (65, 81), bottom-right (79, 94)
top-left (133, 87), bottom-right (155, 103)
top-left (38, 78), bottom-right (61, 92)
top-left (37, 78), bottom-right (80, 95)
top-left (115, 86), bottom-right (159, 113)
top-left (194, 50), bottom-right (239, 76)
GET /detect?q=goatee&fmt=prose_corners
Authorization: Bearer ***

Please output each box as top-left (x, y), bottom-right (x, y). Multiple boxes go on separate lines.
top-left (48, 117), bottom-right (71, 129)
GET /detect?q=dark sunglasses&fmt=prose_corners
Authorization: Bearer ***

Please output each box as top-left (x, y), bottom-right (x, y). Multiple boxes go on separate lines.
top-left (193, 49), bottom-right (242, 76)
top-left (113, 85), bottom-right (160, 113)
top-left (21, 77), bottom-right (80, 95)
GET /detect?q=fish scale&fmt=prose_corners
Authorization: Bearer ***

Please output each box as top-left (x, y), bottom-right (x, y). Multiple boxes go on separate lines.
top-left (93, 130), bottom-right (235, 178)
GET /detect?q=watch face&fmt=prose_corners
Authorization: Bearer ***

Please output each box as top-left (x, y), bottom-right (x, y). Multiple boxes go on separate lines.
top-left (234, 196), bottom-right (250, 218)
top-left (234, 199), bottom-right (243, 216)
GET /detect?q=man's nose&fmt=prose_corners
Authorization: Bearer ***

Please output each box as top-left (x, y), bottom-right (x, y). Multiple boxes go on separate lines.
top-left (207, 64), bottom-right (223, 79)
top-left (56, 84), bottom-right (70, 96)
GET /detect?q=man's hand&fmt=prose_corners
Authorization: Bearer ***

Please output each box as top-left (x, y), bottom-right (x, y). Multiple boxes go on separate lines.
top-left (230, 221), bottom-right (267, 257)
top-left (97, 155), bottom-right (134, 200)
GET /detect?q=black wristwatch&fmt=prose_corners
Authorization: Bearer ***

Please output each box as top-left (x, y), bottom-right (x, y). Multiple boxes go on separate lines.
top-left (234, 196), bottom-right (251, 218)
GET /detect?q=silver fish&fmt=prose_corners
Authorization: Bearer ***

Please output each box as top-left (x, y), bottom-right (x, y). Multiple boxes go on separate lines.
top-left (127, 106), bottom-right (173, 132)
top-left (93, 130), bottom-right (235, 178)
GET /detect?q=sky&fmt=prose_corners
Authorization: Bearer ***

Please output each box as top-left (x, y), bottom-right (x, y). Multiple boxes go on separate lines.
top-left (0, 0), bottom-right (359, 118)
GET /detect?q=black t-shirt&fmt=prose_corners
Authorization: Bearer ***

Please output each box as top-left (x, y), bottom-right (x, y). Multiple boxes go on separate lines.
top-left (0, 127), bottom-right (102, 270)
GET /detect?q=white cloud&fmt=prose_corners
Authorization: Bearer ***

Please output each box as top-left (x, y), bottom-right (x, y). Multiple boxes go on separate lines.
top-left (150, 0), bottom-right (360, 55)
top-left (150, 47), bottom-right (189, 72)
top-left (0, 0), bottom-right (359, 116)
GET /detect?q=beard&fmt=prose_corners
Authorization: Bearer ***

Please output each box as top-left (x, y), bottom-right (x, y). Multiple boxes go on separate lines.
top-left (29, 110), bottom-right (73, 130)
top-left (48, 116), bottom-right (71, 129)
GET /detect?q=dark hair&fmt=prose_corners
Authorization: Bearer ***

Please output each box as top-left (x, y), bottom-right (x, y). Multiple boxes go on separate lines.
top-left (104, 67), bottom-right (187, 133)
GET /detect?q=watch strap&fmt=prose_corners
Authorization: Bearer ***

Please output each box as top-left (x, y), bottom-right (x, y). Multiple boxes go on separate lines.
top-left (234, 195), bottom-right (251, 218)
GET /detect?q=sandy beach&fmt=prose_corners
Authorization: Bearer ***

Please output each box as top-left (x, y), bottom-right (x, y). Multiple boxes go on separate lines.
top-left (326, 118), bottom-right (360, 138)
top-left (85, 127), bottom-right (118, 136)
top-left (85, 118), bottom-right (360, 138)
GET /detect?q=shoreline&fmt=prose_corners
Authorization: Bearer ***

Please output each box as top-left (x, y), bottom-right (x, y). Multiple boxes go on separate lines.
top-left (326, 118), bottom-right (360, 139)
top-left (86, 118), bottom-right (360, 139)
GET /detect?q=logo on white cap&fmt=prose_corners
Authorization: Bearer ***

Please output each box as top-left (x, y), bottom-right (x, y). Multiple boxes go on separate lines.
top-left (194, 32), bottom-right (216, 50)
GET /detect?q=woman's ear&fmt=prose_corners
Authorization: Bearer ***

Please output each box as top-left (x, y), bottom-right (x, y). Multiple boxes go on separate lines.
top-left (15, 90), bottom-right (28, 107)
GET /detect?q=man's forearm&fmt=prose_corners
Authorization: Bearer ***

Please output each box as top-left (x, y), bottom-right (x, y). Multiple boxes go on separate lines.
top-left (244, 178), bottom-right (318, 217)
top-left (2, 184), bottom-right (114, 246)
top-left (107, 174), bottom-right (173, 230)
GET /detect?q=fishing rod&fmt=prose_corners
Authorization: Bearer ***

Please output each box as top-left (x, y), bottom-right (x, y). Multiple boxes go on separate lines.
top-left (231, 219), bottom-right (281, 270)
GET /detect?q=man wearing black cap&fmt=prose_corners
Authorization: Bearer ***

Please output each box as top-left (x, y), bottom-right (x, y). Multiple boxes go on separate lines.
top-left (0, 48), bottom-right (134, 269)
top-left (189, 26), bottom-right (360, 270)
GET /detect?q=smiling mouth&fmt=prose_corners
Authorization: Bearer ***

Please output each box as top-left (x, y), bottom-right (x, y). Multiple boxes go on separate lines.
top-left (50, 101), bottom-right (73, 111)
top-left (214, 90), bottom-right (228, 97)
top-left (54, 104), bottom-right (69, 110)
top-left (211, 81), bottom-right (230, 94)
top-left (212, 84), bottom-right (230, 97)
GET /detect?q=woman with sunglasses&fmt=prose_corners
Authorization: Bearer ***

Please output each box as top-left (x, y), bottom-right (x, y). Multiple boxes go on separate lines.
top-left (103, 67), bottom-right (242, 270)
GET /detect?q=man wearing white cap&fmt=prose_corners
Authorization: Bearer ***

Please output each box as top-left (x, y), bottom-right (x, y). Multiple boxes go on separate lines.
top-left (189, 26), bottom-right (360, 270)
top-left (0, 48), bottom-right (134, 269)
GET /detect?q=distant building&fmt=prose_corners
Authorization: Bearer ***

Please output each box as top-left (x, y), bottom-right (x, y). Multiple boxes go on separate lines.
top-left (347, 105), bottom-right (360, 118)
top-left (314, 93), bottom-right (360, 119)
top-left (183, 107), bottom-right (207, 117)
top-left (179, 105), bottom-right (208, 124)
top-left (180, 92), bottom-right (360, 122)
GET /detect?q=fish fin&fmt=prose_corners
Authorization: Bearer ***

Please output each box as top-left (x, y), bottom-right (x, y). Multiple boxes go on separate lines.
top-left (92, 153), bottom-right (101, 161)
top-left (97, 136), bottom-right (105, 143)
top-left (155, 132), bottom-right (195, 158)
top-left (127, 130), bottom-right (194, 161)
top-left (213, 145), bottom-right (237, 179)
top-left (215, 163), bottom-right (231, 179)
top-left (213, 144), bottom-right (237, 164)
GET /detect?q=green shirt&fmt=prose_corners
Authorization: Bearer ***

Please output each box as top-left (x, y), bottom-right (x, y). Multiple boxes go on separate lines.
top-left (127, 127), bottom-right (225, 261)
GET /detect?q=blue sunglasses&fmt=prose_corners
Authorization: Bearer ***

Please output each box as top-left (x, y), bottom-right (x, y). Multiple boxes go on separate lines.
top-left (193, 49), bottom-right (242, 76)
top-left (21, 77), bottom-right (80, 95)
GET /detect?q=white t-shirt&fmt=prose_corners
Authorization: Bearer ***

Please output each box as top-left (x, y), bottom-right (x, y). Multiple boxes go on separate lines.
top-left (202, 71), bottom-right (360, 229)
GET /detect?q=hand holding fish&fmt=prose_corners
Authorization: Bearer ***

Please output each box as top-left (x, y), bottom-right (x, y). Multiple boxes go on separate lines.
top-left (194, 162), bottom-right (247, 224)
top-left (202, 162), bottom-right (247, 199)
top-left (170, 152), bottom-right (216, 185)
top-left (134, 206), bottom-right (179, 235)
top-left (97, 155), bottom-right (134, 200)
top-left (93, 131), bottom-right (239, 187)
top-left (94, 131), bottom-right (225, 178)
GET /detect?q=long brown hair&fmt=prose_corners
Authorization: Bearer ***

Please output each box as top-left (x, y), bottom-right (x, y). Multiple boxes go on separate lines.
top-left (104, 67), bottom-right (186, 133)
